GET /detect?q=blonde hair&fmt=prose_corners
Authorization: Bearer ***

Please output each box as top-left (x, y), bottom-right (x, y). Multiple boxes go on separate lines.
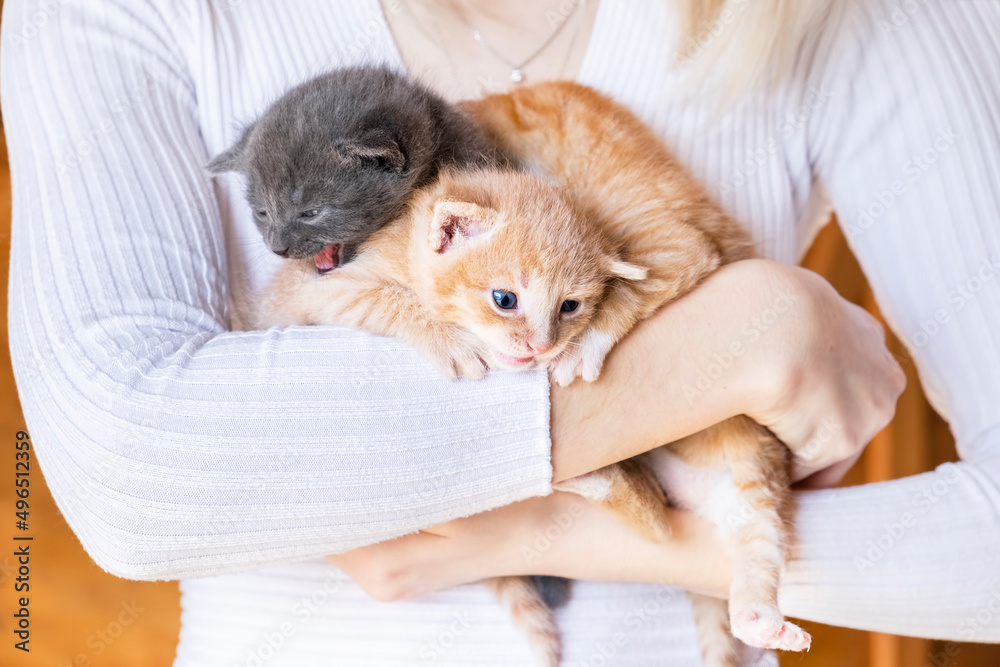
top-left (672, 0), bottom-right (834, 96)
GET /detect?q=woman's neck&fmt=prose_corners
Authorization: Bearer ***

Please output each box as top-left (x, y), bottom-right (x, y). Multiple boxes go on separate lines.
top-left (382, 0), bottom-right (600, 101)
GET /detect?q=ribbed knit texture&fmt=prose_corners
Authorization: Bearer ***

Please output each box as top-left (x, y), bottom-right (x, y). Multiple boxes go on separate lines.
top-left (2, 0), bottom-right (999, 665)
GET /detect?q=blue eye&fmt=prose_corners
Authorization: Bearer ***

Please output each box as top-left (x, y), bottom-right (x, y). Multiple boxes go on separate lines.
top-left (560, 300), bottom-right (580, 313)
top-left (492, 290), bottom-right (518, 310)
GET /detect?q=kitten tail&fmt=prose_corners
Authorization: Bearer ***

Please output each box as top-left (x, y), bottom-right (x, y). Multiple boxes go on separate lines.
top-left (485, 576), bottom-right (562, 667)
top-left (689, 593), bottom-right (741, 667)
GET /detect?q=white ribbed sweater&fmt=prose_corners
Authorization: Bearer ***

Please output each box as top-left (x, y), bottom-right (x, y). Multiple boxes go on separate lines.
top-left (3, 0), bottom-right (1000, 665)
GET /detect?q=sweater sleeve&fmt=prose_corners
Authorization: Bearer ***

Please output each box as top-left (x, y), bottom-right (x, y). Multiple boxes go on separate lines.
top-left (1, 0), bottom-right (551, 581)
top-left (780, 0), bottom-right (1000, 641)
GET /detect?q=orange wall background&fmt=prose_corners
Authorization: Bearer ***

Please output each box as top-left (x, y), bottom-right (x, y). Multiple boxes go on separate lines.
top-left (1, 10), bottom-right (999, 667)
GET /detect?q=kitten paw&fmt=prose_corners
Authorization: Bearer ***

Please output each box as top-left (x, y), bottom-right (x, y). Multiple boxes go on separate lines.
top-left (442, 344), bottom-right (490, 380)
top-left (453, 354), bottom-right (490, 380)
top-left (730, 606), bottom-right (811, 652)
top-left (578, 330), bottom-right (615, 382)
top-left (548, 351), bottom-right (583, 387)
top-left (547, 331), bottom-right (617, 385)
top-left (423, 328), bottom-right (491, 380)
top-left (552, 329), bottom-right (615, 380)
top-left (552, 471), bottom-right (613, 501)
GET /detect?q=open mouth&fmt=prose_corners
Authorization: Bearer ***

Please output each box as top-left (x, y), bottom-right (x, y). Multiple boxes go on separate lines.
top-left (493, 350), bottom-right (535, 367)
top-left (314, 244), bottom-right (342, 275)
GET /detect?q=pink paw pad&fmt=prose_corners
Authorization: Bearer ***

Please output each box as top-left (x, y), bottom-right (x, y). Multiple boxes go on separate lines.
top-left (732, 608), bottom-right (812, 652)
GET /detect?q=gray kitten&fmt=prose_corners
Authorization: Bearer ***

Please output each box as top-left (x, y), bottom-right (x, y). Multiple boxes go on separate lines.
top-left (208, 65), bottom-right (511, 272)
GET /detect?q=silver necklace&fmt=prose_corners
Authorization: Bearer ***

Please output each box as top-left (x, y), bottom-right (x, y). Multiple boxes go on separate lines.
top-left (451, 1), bottom-right (586, 83)
top-left (396, 0), bottom-right (467, 98)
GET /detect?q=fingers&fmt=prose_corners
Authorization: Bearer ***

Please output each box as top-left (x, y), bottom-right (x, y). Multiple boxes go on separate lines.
top-left (786, 408), bottom-right (877, 486)
top-left (326, 530), bottom-right (473, 602)
top-left (886, 350), bottom-right (908, 398)
top-left (792, 448), bottom-right (864, 489)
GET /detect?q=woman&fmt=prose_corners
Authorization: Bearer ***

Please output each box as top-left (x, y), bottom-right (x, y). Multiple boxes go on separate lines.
top-left (3, 0), bottom-right (997, 665)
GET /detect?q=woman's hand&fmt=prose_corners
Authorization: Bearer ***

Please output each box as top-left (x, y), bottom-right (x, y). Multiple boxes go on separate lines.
top-left (550, 259), bottom-right (905, 488)
top-left (739, 261), bottom-right (907, 487)
top-left (327, 495), bottom-right (561, 602)
top-left (327, 492), bottom-right (732, 602)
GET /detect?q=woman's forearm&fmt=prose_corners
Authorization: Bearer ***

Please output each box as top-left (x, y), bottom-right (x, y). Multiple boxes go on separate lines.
top-left (2, 0), bottom-right (556, 581)
top-left (330, 491), bottom-right (734, 602)
top-left (550, 260), bottom-right (785, 482)
top-left (515, 493), bottom-right (734, 599)
top-left (551, 258), bottom-right (904, 485)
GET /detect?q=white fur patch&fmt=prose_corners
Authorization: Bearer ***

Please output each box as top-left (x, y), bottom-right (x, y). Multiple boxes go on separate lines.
top-left (549, 349), bottom-right (583, 386)
top-left (609, 260), bottom-right (647, 281)
top-left (553, 471), bottom-right (613, 501)
top-left (643, 449), bottom-right (740, 530)
top-left (579, 330), bottom-right (616, 382)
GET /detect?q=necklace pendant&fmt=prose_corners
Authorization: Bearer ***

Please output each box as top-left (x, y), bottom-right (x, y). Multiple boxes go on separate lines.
top-left (510, 69), bottom-right (523, 83)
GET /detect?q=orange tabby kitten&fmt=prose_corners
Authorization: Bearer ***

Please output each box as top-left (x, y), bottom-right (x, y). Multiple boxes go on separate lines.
top-left (461, 82), bottom-right (811, 665)
top-left (258, 166), bottom-right (666, 666)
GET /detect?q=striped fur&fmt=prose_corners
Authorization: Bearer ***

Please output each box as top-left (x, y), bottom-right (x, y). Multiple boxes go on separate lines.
top-left (485, 576), bottom-right (563, 667)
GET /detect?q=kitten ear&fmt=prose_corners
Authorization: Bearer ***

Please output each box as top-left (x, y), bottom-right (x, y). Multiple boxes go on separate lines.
top-left (338, 130), bottom-right (406, 173)
top-left (429, 198), bottom-right (500, 254)
top-left (608, 259), bottom-right (648, 281)
top-left (206, 123), bottom-right (255, 175)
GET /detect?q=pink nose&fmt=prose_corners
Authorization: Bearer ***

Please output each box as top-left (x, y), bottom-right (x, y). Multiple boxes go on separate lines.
top-left (528, 342), bottom-right (552, 355)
